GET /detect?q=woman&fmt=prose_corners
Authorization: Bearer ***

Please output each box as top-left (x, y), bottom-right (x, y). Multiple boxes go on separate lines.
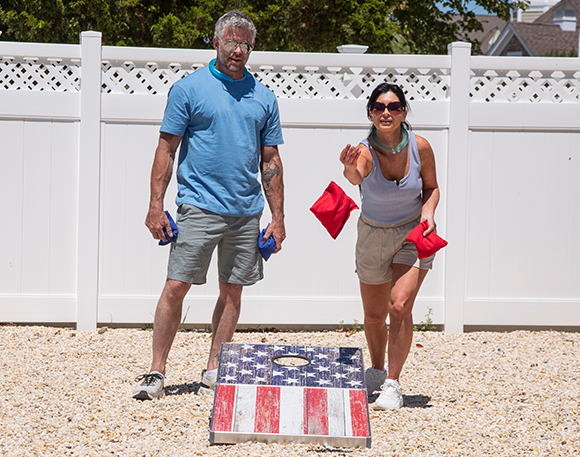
top-left (339, 83), bottom-right (440, 410)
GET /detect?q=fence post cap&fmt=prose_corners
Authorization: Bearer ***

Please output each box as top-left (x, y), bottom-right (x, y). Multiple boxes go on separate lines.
top-left (447, 41), bottom-right (472, 54)
top-left (337, 44), bottom-right (368, 54)
top-left (80, 31), bottom-right (102, 40)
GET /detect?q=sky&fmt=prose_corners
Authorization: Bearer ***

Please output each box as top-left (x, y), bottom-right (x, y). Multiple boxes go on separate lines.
top-left (437, 1), bottom-right (493, 15)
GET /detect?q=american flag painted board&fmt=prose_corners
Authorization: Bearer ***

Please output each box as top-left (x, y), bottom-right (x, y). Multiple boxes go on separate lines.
top-left (209, 343), bottom-right (371, 447)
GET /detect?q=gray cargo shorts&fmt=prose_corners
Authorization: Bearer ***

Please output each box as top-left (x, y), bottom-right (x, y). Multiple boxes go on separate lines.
top-left (167, 204), bottom-right (263, 286)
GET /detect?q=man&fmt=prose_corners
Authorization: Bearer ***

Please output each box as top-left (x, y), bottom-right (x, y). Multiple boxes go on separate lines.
top-left (133, 10), bottom-right (285, 400)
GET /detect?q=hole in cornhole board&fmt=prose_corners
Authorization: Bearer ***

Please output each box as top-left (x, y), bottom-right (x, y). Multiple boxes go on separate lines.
top-left (272, 355), bottom-right (311, 367)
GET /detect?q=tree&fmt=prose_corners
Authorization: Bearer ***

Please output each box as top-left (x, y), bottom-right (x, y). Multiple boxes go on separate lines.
top-left (0, 0), bottom-right (529, 54)
top-left (391, 0), bottom-right (528, 54)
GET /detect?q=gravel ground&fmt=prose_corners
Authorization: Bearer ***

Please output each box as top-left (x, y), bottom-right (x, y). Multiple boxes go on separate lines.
top-left (1, 326), bottom-right (579, 456)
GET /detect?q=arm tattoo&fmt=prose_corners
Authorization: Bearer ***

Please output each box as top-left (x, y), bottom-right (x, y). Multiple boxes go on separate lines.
top-left (262, 163), bottom-right (281, 193)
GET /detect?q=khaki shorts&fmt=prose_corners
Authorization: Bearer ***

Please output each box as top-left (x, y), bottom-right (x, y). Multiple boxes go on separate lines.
top-left (355, 213), bottom-right (434, 285)
top-left (167, 204), bottom-right (263, 286)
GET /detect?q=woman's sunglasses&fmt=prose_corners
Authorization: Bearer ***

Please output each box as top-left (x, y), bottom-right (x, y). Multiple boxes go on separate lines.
top-left (370, 101), bottom-right (404, 115)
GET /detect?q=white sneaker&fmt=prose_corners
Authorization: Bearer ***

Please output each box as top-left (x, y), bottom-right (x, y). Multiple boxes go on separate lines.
top-left (132, 371), bottom-right (165, 400)
top-left (364, 367), bottom-right (387, 397)
top-left (199, 369), bottom-right (217, 395)
top-left (374, 379), bottom-right (403, 410)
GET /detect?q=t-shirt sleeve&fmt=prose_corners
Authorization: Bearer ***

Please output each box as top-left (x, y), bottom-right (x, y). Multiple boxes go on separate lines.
top-left (260, 94), bottom-right (284, 146)
top-left (160, 84), bottom-right (190, 137)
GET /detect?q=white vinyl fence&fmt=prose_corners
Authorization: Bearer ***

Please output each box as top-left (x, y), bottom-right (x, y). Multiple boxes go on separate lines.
top-left (1, 32), bottom-right (580, 332)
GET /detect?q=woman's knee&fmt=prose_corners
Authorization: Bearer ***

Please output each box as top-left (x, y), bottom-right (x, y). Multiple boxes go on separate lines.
top-left (388, 297), bottom-right (414, 321)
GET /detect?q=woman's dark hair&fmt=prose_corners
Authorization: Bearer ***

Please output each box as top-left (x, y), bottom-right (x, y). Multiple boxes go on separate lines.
top-left (366, 83), bottom-right (412, 132)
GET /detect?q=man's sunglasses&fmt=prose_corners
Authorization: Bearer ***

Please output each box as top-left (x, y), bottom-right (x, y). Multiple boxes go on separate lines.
top-left (223, 40), bottom-right (253, 54)
top-left (370, 101), bottom-right (404, 115)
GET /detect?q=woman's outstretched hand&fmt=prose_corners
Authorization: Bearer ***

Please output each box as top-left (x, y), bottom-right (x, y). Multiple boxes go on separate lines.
top-left (340, 143), bottom-right (366, 185)
top-left (340, 144), bottom-right (362, 167)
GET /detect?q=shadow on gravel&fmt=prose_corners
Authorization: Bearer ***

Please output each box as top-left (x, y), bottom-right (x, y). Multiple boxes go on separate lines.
top-left (164, 382), bottom-right (202, 396)
top-left (367, 393), bottom-right (432, 409)
top-left (403, 394), bottom-right (432, 408)
top-left (309, 447), bottom-right (356, 454)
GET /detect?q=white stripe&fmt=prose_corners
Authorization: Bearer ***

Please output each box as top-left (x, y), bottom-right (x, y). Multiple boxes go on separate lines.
top-left (327, 388), bottom-right (345, 436)
top-left (279, 386), bottom-right (304, 435)
top-left (343, 389), bottom-right (353, 437)
top-left (233, 384), bottom-right (257, 433)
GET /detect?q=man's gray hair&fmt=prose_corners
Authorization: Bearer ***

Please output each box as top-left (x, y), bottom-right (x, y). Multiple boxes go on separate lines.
top-left (215, 10), bottom-right (256, 43)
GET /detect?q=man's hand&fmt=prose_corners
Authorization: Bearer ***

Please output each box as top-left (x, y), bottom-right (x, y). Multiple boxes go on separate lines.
top-left (263, 218), bottom-right (286, 253)
top-left (145, 207), bottom-right (171, 242)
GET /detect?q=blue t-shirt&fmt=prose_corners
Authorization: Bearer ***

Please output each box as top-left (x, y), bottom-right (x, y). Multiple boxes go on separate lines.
top-left (160, 60), bottom-right (284, 217)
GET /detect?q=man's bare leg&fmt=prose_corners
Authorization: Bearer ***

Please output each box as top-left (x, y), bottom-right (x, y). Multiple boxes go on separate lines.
top-left (150, 279), bottom-right (192, 376)
top-left (206, 281), bottom-right (243, 371)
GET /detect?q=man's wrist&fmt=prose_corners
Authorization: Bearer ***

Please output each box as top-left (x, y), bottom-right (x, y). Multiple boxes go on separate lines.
top-left (148, 201), bottom-right (164, 212)
top-left (271, 212), bottom-right (285, 223)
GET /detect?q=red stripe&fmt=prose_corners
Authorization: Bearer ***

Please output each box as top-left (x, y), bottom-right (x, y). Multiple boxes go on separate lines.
top-left (212, 384), bottom-right (236, 432)
top-left (349, 389), bottom-right (370, 437)
top-left (270, 386), bottom-right (281, 434)
top-left (254, 386), bottom-right (281, 433)
top-left (306, 388), bottom-right (329, 436)
top-left (254, 386), bottom-right (269, 433)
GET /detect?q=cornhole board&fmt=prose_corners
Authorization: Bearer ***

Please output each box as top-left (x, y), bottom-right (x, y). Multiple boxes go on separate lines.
top-left (209, 343), bottom-right (371, 448)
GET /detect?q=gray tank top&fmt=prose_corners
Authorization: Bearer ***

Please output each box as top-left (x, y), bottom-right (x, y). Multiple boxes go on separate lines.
top-left (360, 131), bottom-right (423, 225)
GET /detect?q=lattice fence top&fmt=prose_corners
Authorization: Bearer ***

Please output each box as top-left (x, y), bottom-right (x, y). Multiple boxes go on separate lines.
top-left (251, 64), bottom-right (449, 101)
top-left (1, 56), bottom-right (81, 92)
top-left (101, 60), bottom-right (204, 95)
top-left (2, 50), bottom-right (580, 104)
top-left (470, 69), bottom-right (580, 103)
top-left (100, 59), bottom-right (450, 101)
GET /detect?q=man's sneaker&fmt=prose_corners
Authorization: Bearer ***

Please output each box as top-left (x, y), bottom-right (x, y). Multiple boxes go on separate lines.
top-left (199, 369), bottom-right (217, 395)
top-left (132, 372), bottom-right (165, 400)
top-left (364, 367), bottom-right (387, 397)
top-left (374, 379), bottom-right (403, 410)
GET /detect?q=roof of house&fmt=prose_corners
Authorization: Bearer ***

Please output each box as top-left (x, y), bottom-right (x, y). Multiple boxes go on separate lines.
top-left (486, 0), bottom-right (579, 55)
top-left (511, 21), bottom-right (578, 55)
top-left (535, 0), bottom-right (580, 24)
top-left (469, 15), bottom-right (509, 54)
